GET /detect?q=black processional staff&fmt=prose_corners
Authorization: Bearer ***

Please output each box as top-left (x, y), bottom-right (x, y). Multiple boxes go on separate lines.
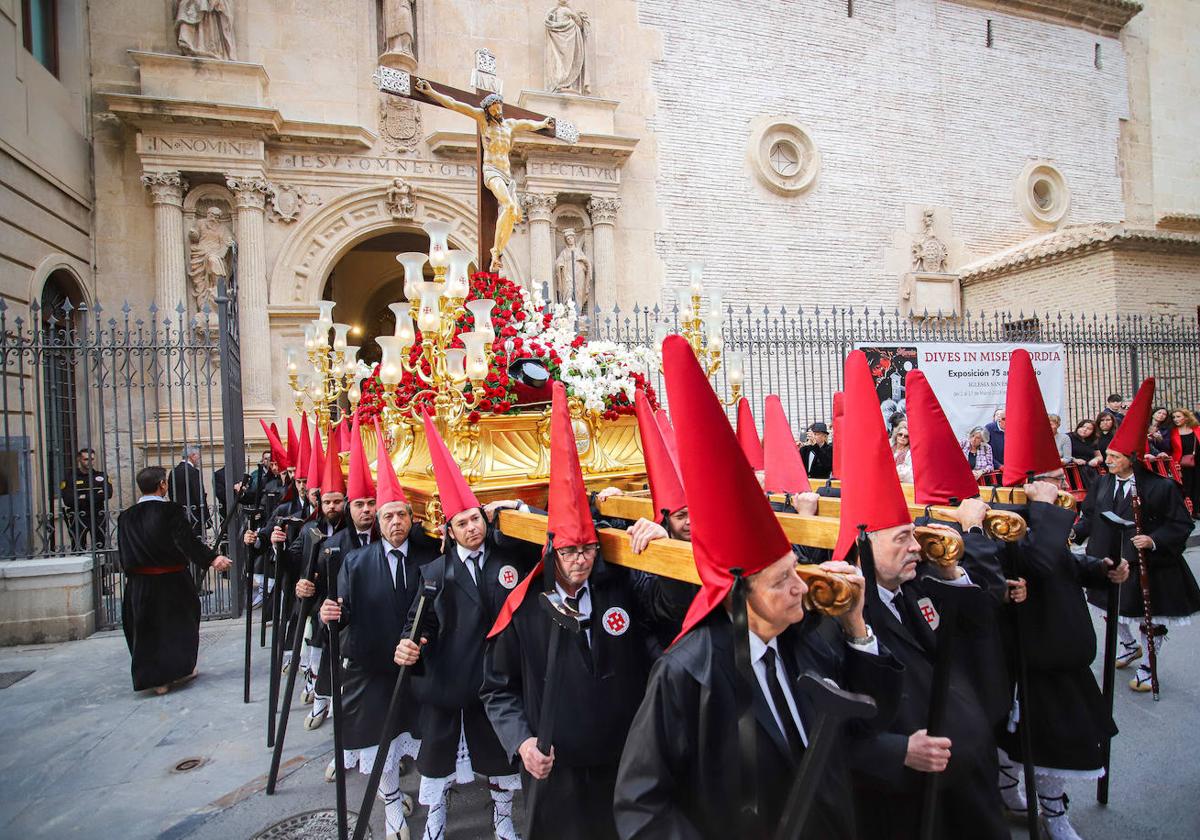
top-left (774, 676), bottom-right (877, 840)
top-left (267, 526), bottom-right (325, 794)
top-left (350, 578), bottom-right (440, 840)
top-left (267, 514), bottom-right (304, 749)
top-left (729, 567), bottom-right (762, 840)
top-left (1096, 508), bottom-right (1125, 806)
top-left (1010, 474), bottom-right (1041, 838)
top-left (521, 591), bottom-right (586, 839)
top-left (325, 546), bottom-right (349, 840)
top-left (258, 487), bottom-right (281, 650)
top-left (1130, 486), bottom-right (1161, 701)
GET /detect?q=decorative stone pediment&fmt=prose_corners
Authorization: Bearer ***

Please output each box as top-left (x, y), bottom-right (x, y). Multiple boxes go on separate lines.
top-left (885, 207), bottom-right (972, 319)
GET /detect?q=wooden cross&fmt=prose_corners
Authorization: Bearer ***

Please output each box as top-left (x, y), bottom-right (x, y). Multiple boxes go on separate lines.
top-left (374, 50), bottom-right (579, 275)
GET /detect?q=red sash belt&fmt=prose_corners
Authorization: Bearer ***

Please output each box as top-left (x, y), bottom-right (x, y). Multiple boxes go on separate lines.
top-left (129, 565), bottom-right (187, 575)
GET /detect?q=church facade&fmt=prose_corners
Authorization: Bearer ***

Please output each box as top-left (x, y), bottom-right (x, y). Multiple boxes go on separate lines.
top-left (4, 0), bottom-right (1199, 425)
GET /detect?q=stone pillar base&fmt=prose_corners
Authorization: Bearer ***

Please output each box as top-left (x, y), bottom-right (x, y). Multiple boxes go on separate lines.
top-left (0, 556), bottom-right (96, 646)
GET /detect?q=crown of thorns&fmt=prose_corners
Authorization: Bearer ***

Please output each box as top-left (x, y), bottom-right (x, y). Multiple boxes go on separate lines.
top-left (480, 93), bottom-right (504, 110)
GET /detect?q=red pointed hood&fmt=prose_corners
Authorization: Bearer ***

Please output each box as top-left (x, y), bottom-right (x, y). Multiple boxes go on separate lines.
top-left (736, 397), bottom-right (764, 471)
top-left (423, 411), bottom-right (480, 520)
top-left (1002, 349), bottom-right (1063, 486)
top-left (373, 419), bottom-right (409, 507)
top-left (832, 392), bottom-right (844, 478)
top-left (286, 418), bottom-right (300, 470)
top-left (655, 408), bottom-right (678, 461)
top-left (664, 335), bottom-right (793, 644)
top-left (260, 419), bottom-right (290, 470)
top-left (321, 424), bottom-right (346, 496)
top-left (306, 424), bottom-right (325, 491)
top-left (636, 389), bottom-right (687, 518)
top-left (834, 351), bottom-right (912, 561)
top-left (346, 413), bottom-right (376, 502)
top-left (763, 395), bottom-right (813, 495)
top-left (295, 414), bottom-right (311, 482)
top-left (547, 382), bottom-right (598, 547)
top-left (334, 416), bottom-right (353, 453)
top-left (1107, 377), bottom-right (1155, 458)
top-left (906, 371), bottom-right (979, 505)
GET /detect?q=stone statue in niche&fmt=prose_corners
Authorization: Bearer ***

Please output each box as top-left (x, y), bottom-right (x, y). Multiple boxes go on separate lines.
top-left (386, 178), bottom-right (416, 220)
top-left (173, 0), bottom-right (235, 61)
top-left (382, 0), bottom-right (416, 58)
top-left (187, 206), bottom-right (235, 311)
top-left (554, 228), bottom-right (592, 313)
top-left (544, 0), bottom-right (591, 94)
top-left (911, 209), bottom-right (949, 273)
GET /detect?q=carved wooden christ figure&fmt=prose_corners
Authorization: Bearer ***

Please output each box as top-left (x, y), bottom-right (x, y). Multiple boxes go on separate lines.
top-left (414, 78), bottom-right (555, 271)
top-left (173, 0), bottom-right (235, 61)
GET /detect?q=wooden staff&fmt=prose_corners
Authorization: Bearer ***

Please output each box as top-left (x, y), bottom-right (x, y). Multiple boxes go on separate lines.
top-left (1130, 487), bottom-right (1160, 700)
top-left (267, 527), bottom-right (324, 794)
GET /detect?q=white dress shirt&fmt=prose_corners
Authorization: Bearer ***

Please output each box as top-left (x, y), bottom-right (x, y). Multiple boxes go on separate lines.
top-left (455, 542), bottom-right (484, 583)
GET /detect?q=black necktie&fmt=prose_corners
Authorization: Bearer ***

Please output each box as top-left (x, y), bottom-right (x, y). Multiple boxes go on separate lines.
top-left (891, 589), bottom-right (908, 624)
top-left (1115, 479), bottom-right (1129, 503)
top-left (358, 532), bottom-right (370, 548)
top-left (762, 647), bottom-right (804, 759)
top-left (566, 589), bottom-right (591, 646)
top-left (390, 549), bottom-right (405, 591)
top-left (467, 552), bottom-right (482, 585)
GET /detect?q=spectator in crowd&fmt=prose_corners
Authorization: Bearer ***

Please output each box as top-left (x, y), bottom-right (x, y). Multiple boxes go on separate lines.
top-left (1048, 414), bottom-right (1072, 465)
top-left (1168, 408), bottom-right (1199, 516)
top-left (799, 421), bottom-right (833, 478)
top-left (985, 408), bottom-right (1006, 468)
top-left (1069, 419), bottom-right (1102, 467)
top-left (959, 426), bottom-right (994, 478)
top-left (1103, 393), bottom-right (1126, 426)
top-left (1148, 406), bottom-right (1172, 456)
top-left (1095, 412), bottom-right (1119, 454)
top-left (1152, 406), bottom-right (1171, 434)
top-left (890, 421), bottom-right (913, 483)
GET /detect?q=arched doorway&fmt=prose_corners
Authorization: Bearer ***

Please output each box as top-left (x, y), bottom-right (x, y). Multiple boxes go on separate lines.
top-left (320, 226), bottom-right (469, 365)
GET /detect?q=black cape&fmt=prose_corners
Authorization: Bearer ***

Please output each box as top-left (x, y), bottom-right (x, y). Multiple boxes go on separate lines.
top-left (613, 610), bottom-right (903, 840)
top-left (117, 500), bottom-right (217, 691)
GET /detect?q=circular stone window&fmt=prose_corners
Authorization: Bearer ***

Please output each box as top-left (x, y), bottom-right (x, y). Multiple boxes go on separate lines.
top-left (749, 119), bottom-right (821, 195)
top-left (1014, 161), bottom-right (1070, 229)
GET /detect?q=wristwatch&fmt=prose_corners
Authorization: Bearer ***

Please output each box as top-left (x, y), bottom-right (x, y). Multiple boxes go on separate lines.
top-left (844, 625), bottom-right (875, 646)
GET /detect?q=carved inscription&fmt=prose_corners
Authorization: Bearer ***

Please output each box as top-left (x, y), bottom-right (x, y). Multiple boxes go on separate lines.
top-left (268, 153), bottom-right (476, 178)
top-left (527, 160), bottom-right (617, 182)
top-left (141, 134), bottom-right (259, 157)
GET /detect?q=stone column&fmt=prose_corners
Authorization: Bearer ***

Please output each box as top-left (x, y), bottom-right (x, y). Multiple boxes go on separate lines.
top-left (140, 171), bottom-right (188, 320)
top-left (587, 196), bottom-right (620, 310)
top-left (226, 175), bottom-right (274, 415)
top-left (525, 192), bottom-right (557, 295)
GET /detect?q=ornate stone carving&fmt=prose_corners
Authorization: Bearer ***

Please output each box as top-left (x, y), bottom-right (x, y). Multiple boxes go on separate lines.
top-left (587, 196), bottom-right (620, 225)
top-left (911, 209), bottom-right (949, 273)
top-left (266, 184), bottom-right (321, 224)
top-left (748, 118), bottom-right (820, 196)
top-left (187, 207), bottom-right (235, 312)
top-left (544, 0), bottom-right (591, 95)
top-left (173, 0), bottom-right (236, 61)
top-left (1014, 160), bottom-right (1070, 230)
top-left (554, 228), bottom-right (592, 312)
top-left (382, 0), bottom-right (416, 59)
top-left (385, 178), bottom-right (417, 220)
top-left (141, 171), bottom-right (187, 206)
top-left (225, 175), bottom-right (271, 210)
top-left (524, 191), bottom-right (558, 223)
top-left (379, 96), bottom-right (422, 153)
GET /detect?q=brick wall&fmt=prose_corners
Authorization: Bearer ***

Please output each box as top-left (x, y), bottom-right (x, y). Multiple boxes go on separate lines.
top-left (637, 0), bottom-right (1130, 310)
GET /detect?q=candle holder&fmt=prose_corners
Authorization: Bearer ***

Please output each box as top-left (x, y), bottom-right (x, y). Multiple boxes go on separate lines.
top-left (286, 304), bottom-right (362, 430)
top-left (658, 261), bottom-right (743, 405)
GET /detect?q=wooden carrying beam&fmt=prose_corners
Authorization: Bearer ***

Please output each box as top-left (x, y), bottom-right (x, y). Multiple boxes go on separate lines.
top-left (813, 479), bottom-right (1074, 510)
top-left (596, 496), bottom-right (840, 549)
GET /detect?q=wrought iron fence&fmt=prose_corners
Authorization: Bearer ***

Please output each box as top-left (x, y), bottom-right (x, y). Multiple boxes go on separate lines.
top-left (0, 296), bottom-right (247, 629)
top-left (589, 302), bottom-right (1200, 431)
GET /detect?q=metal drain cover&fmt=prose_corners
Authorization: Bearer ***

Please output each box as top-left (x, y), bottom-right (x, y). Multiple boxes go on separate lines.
top-left (252, 810), bottom-right (369, 839)
top-left (171, 756), bottom-right (207, 773)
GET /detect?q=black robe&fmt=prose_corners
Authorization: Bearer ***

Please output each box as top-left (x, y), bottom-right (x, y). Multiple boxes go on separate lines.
top-left (995, 501), bottom-right (1116, 772)
top-left (1074, 469), bottom-right (1200, 618)
top-left (117, 500), bottom-right (217, 690)
top-left (481, 556), bottom-right (688, 839)
top-left (849, 574), bottom-right (1009, 840)
top-left (168, 460), bottom-right (210, 536)
top-left (613, 611), bottom-right (904, 840)
top-left (405, 526), bottom-right (537, 779)
top-left (338, 534), bottom-right (439, 750)
top-left (302, 517), bottom-right (350, 697)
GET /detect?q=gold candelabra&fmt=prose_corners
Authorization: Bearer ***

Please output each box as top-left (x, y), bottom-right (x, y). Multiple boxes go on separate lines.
top-left (656, 261), bottom-right (744, 405)
top-left (285, 300), bottom-right (361, 430)
top-left (373, 220), bottom-right (497, 442)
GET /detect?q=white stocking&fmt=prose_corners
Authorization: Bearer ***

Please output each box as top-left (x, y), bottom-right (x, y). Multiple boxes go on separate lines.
top-left (420, 782), bottom-right (449, 840)
top-left (489, 783), bottom-right (519, 840)
top-left (381, 762), bottom-right (406, 837)
top-left (1117, 621), bottom-right (1135, 645)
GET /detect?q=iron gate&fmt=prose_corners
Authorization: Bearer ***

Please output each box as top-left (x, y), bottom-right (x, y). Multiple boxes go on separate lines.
top-left (0, 284), bottom-right (248, 630)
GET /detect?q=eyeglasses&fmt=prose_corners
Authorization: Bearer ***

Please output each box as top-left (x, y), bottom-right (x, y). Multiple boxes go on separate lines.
top-left (556, 543), bottom-right (600, 560)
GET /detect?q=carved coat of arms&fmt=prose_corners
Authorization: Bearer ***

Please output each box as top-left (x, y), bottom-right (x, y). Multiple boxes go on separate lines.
top-left (380, 97), bottom-right (422, 153)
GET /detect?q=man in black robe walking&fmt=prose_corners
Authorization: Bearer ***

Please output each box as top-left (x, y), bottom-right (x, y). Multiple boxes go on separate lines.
top-left (119, 466), bottom-right (231, 693)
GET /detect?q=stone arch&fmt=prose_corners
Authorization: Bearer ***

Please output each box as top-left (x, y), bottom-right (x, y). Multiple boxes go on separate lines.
top-left (28, 253), bottom-right (91, 309)
top-left (268, 183), bottom-right (530, 305)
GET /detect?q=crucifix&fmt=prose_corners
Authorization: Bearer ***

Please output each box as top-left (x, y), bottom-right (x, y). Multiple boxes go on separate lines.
top-left (373, 50), bottom-right (580, 275)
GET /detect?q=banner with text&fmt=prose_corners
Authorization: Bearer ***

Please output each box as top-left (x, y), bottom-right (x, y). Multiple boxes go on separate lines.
top-left (852, 342), bottom-right (1066, 437)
